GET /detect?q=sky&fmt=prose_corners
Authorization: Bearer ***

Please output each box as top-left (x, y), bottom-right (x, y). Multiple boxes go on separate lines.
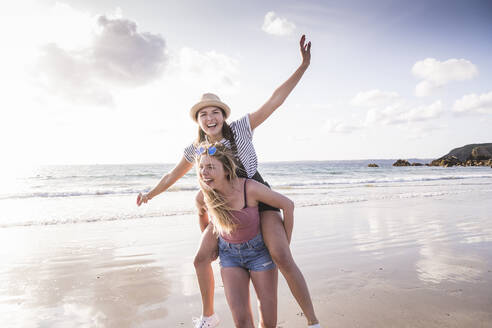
top-left (1, 0), bottom-right (491, 168)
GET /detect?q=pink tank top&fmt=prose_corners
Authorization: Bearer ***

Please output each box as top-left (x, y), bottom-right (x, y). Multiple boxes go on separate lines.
top-left (220, 179), bottom-right (260, 244)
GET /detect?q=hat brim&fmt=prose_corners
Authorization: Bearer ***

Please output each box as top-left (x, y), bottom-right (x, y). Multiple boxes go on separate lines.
top-left (190, 100), bottom-right (231, 122)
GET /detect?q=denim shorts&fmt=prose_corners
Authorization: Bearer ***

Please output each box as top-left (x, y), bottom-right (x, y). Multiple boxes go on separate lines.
top-left (218, 233), bottom-right (276, 272)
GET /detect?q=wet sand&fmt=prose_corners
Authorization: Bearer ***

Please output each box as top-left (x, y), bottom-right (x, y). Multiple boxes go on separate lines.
top-left (1, 191), bottom-right (491, 327)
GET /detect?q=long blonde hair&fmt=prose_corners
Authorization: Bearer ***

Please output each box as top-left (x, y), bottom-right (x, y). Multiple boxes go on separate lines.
top-left (196, 142), bottom-right (239, 235)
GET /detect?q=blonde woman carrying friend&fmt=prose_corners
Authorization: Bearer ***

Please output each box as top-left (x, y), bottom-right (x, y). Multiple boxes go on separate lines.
top-left (196, 142), bottom-right (292, 328)
top-left (137, 35), bottom-right (320, 328)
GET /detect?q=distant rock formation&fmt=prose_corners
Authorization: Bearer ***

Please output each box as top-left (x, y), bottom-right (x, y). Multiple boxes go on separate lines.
top-left (392, 159), bottom-right (425, 167)
top-left (368, 163), bottom-right (379, 167)
top-left (393, 159), bottom-right (410, 166)
top-left (429, 143), bottom-right (492, 167)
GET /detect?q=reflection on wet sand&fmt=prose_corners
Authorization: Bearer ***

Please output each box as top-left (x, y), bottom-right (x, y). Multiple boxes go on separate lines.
top-left (348, 203), bottom-right (492, 285)
top-left (2, 192), bottom-right (492, 327)
top-left (416, 245), bottom-right (484, 284)
top-left (1, 245), bottom-right (170, 328)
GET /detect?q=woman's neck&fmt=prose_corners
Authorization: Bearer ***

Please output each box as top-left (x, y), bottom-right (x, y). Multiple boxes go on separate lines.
top-left (214, 177), bottom-right (240, 196)
top-left (206, 133), bottom-right (224, 143)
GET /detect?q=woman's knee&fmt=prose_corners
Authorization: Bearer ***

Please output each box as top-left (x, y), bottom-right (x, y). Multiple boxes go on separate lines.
top-left (194, 226), bottom-right (218, 268)
top-left (193, 251), bottom-right (212, 268)
top-left (269, 246), bottom-right (296, 271)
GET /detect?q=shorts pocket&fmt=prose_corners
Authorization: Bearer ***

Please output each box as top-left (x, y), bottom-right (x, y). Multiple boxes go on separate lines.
top-left (218, 238), bottom-right (229, 251)
top-left (249, 236), bottom-right (266, 250)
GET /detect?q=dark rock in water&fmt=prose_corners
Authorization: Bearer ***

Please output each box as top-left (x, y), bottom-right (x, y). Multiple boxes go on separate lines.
top-left (429, 143), bottom-right (492, 167)
top-left (430, 155), bottom-right (461, 167)
top-left (368, 163), bottom-right (379, 167)
top-left (411, 162), bottom-right (423, 166)
top-left (393, 159), bottom-right (411, 166)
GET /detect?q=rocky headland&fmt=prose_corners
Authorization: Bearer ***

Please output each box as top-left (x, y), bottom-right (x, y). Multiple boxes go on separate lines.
top-left (429, 143), bottom-right (492, 167)
top-left (391, 144), bottom-right (492, 168)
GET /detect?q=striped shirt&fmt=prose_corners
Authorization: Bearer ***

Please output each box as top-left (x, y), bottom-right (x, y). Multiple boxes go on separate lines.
top-left (183, 114), bottom-right (258, 178)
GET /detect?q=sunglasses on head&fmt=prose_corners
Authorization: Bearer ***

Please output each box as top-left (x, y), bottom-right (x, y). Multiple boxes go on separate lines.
top-left (196, 146), bottom-right (217, 156)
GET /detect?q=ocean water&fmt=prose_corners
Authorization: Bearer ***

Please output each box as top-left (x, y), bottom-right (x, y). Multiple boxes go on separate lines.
top-left (2, 160), bottom-right (492, 228)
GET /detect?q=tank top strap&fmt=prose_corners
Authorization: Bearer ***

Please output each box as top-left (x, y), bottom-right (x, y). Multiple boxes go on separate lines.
top-left (242, 178), bottom-right (248, 209)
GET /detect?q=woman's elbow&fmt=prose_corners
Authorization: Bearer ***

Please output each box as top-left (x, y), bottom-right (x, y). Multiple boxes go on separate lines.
top-left (195, 190), bottom-right (204, 204)
top-left (285, 198), bottom-right (295, 213)
top-left (270, 98), bottom-right (284, 110)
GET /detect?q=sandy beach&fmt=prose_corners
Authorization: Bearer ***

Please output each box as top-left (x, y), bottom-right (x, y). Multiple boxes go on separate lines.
top-left (1, 189), bottom-right (491, 327)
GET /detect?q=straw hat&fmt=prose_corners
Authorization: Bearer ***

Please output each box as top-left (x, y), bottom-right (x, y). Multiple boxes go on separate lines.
top-left (190, 93), bottom-right (231, 122)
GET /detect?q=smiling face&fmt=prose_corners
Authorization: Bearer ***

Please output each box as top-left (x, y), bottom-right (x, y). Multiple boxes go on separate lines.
top-left (196, 106), bottom-right (225, 140)
top-left (198, 155), bottom-right (227, 189)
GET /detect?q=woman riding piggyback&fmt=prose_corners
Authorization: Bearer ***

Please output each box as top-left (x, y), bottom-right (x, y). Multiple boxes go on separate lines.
top-left (137, 35), bottom-right (321, 327)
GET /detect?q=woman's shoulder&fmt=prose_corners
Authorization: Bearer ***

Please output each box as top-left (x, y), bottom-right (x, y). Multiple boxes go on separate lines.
top-left (244, 178), bottom-right (264, 197)
top-left (229, 114), bottom-right (252, 136)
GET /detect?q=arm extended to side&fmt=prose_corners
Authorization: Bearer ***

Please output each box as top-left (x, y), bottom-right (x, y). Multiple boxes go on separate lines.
top-left (137, 156), bottom-right (194, 206)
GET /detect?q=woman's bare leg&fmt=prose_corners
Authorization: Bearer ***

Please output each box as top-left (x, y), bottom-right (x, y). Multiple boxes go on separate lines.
top-left (261, 210), bottom-right (319, 325)
top-left (221, 267), bottom-right (255, 328)
top-left (250, 269), bottom-right (278, 328)
top-left (193, 224), bottom-right (218, 317)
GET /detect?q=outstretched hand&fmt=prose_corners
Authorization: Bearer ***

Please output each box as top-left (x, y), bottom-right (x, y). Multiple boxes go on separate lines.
top-left (136, 192), bottom-right (150, 206)
top-left (300, 34), bottom-right (311, 67)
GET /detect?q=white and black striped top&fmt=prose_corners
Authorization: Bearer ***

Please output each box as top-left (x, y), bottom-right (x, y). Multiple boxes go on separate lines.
top-left (183, 114), bottom-right (258, 178)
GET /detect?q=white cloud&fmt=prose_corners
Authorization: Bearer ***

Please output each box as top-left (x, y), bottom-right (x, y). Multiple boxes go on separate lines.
top-left (348, 89), bottom-right (444, 128)
top-left (453, 91), bottom-right (492, 114)
top-left (404, 101), bottom-right (443, 122)
top-left (412, 58), bottom-right (478, 97)
top-left (324, 119), bottom-right (364, 134)
top-left (33, 43), bottom-right (114, 106)
top-left (351, 89), bottom-right (401, 107)
top-left (32, 14), bottom-right (168, 105)
top-left (92, 15), bottom-right (167, 84)
top-left (365, 104), bottom-right (406, 125)
top-left (170, 47), bottom-right (240, 95)
top-left (364, 101), bottom-right (443, 126)
top-left (415, 80), bottom-right (435, 98)
top-left (349, 90), bottom-right (444, 127)
top-left (262, 11), bottom-right (296, 36)
top-left (27, 4), bottom-right (240, 111)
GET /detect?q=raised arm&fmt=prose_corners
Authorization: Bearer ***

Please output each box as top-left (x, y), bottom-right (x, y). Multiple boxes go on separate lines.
top-left (136, 156), bottom-right (194, 206)
top-left (249, 181), bottom-right (295, 243)
top-left (249, 34), bottom-right (311, 130)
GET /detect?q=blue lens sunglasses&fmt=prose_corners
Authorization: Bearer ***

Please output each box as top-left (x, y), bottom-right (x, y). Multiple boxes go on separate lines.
top-left (196, 146), bottom-right (217, 156)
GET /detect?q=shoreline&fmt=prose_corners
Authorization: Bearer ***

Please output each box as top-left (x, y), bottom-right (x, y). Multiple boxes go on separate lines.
top-left (1, 191), bottom-right (491, 327)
